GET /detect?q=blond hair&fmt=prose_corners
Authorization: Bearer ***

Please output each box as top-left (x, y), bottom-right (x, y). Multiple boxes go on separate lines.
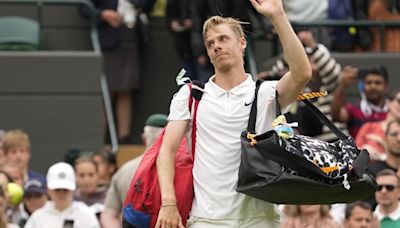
top-left (2, 129), bottom-right (30, 154)
top-left (202, 16), bottom-right (245, 41)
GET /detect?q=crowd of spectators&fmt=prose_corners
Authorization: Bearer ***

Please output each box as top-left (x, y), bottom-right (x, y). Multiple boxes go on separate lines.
top-left (0, 113), bottom-right (168, 227)
top-left (1, 0), bottom-right (400, 227)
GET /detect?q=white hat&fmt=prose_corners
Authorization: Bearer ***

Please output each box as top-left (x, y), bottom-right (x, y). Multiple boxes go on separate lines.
top-left (46, 162), bottom-right (76, 191)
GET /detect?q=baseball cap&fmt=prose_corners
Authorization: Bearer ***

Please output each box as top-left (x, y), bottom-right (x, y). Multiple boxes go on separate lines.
top-left (145, 114), bottom-right (168, 128)
top-left (24, 179), bottom-right (46, 195)
top-left (46, 162), bottom-right (76, 191)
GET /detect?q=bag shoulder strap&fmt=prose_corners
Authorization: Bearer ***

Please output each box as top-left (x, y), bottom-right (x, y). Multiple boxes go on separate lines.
top-left (247, 80), bottom-right (281, 132)
top-left (188, 80), bottom-right (205, 157)
top-left (248, 80), bottom-right (347, 140)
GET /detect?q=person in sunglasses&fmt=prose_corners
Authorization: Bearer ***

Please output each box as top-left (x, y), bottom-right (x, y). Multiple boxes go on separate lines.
top-left (374, 169), bottom-right (400, 227)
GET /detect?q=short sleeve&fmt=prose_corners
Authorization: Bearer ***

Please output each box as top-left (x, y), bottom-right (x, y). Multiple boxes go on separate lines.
top-left (258, 80), bottom-right (290, 114)
top-left (168, 85), bottom-right (192, 121)
top-left (103, 176), bottom-right (121, 212)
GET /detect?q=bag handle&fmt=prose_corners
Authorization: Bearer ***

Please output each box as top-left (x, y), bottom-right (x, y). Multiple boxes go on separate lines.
top-left (301, 99), bottom-right (347, 140)
top-left (247, 80), bottom-right (281, 132)
top-left (248, 80), bottom-right (347, 140)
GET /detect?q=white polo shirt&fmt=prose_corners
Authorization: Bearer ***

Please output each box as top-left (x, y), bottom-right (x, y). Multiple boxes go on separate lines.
top-left (168, 74), bottom-right (280, 219)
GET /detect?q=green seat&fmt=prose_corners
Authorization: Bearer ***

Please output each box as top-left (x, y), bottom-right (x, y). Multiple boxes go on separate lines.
top-left (0, 16), bottom-right (40, 51)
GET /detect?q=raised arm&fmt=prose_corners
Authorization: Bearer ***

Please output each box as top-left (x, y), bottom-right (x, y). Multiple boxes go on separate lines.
top-left (155, 120), bottom-right (189, 228)
top-left (331, 66), bottom-right (358, 123)
top-left (250, 0), bottom-right (311, 108)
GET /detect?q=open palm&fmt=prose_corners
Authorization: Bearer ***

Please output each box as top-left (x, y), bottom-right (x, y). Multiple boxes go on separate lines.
top-left (249, 0), bottom-right (284, 18)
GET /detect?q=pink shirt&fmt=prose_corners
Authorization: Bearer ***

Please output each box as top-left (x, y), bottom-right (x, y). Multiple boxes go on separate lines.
top-left (356, 121), bottom-right (386, 160)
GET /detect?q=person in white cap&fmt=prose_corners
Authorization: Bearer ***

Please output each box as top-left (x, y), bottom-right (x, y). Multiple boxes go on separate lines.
top-left (24, 162), bottom-right (100, 228)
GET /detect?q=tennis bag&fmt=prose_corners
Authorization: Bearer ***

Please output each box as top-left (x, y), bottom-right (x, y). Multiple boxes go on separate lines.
top-left (236, 80), bottom-right (377, 204)
top-left (122, 81), bottom-right (204, 227)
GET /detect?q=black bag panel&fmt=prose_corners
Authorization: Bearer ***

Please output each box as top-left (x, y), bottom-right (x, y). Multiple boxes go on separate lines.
top-left (242, 174), bottom-right (376, 205)
top-left (237, 156), bottom-right (377, 205)
top-left (249, 131), bottom-right (344, 182)
top-left (238, 135), bottom-right (284, 187)
top-left (352, 149), bottom-right (370, 178)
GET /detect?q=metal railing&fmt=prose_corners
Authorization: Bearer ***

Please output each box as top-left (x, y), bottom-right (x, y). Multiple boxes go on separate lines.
top-left (0, 0), bottom-right (119, 154)
top-left (246, 19), bottom-right (400, 75)
top-left (254, 19), bottom-right (400, 52)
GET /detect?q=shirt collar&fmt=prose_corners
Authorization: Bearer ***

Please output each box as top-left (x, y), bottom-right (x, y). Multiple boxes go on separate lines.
top-left (374, 203), bottom-right (400, 221)
top-left (207, 74), bottom-right (254, 97)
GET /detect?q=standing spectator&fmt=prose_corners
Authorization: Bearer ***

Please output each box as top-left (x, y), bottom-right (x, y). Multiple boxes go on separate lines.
top-left (283, 0), bottom-right (328, 22)
top-left (87, 0), bottom-right (155, 144)
top-left (74, 156), bottom-right (108, 216)
top-left (17, 179), bottom-right (48, 227)
top-left (155, 0), bottom-right (312, 225)
top-left (369, 0), bottom-right (400, 52)
top-left (0, 187), bottom-right (19, 228)
top-left (356, 90), bottom-right (400, 161)
top-left (331, 66), bottom-right (389, 138)
top-left (374, 169), bottom-right (400, 227)
top-left (92, 149), bottom-right (116, 187)
top-left (282, 0), bottom-right (331, 48)
top-left (24, 162), bottom-right (100, 228)
top-left (352, 0), bottom-right (374, 51)
top-left (166, 0), bottom-right (199, 80)
top-left (100, 113), bottom-right (167, 228)
top-left (344, 201), bottom-right (377, 228)
top-left (1, 130), bottom-right (45, 185)
top-left (281, 205), bottom-right (341, 228)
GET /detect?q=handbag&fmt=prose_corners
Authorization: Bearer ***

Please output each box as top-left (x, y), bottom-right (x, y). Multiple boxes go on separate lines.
top-left (236, 80), bottom-right (377, 205)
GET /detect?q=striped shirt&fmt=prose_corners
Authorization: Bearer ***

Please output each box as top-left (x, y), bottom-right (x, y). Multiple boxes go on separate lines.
top-left (267, 44), bottom-right (348, 141)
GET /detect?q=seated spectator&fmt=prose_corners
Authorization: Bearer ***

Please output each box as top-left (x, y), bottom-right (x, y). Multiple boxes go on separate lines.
top-left (366, 119), bottom-right (400, 209)
top-left (74, 156), bottom-right (107, 216)
top-left (374, 169), bottom-right (400, 227)
top-left (92, 149), bottom-right (116, 187)
top-left (24, 162), bottom-right (100, 228)
top-left (331, 66), bottom-right (389, 138)
top-left (357, 89), bottom-right (400, 161)
top-left (100, 113), bottom-right (167, 227)
top-left (368, 120), bottom-right (400, 176)
top-left (1, 130), bottom-right (45, 185)
top-left (17, 179), bottom-right (48, 227)
top-left (281, 205), bottom-right (341, 228)
top-left (344, 201), bottom-right (378, 228)
top-left (369, 0), bottom-right (400, 52)
top-left (0, 187), bottom-right (19, 228)
top-left (0, 130), bottom-right (6, 166)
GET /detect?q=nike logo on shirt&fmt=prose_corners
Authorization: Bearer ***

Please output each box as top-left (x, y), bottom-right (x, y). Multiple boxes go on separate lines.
top-left (245, 101), bottom-right (253, 106)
